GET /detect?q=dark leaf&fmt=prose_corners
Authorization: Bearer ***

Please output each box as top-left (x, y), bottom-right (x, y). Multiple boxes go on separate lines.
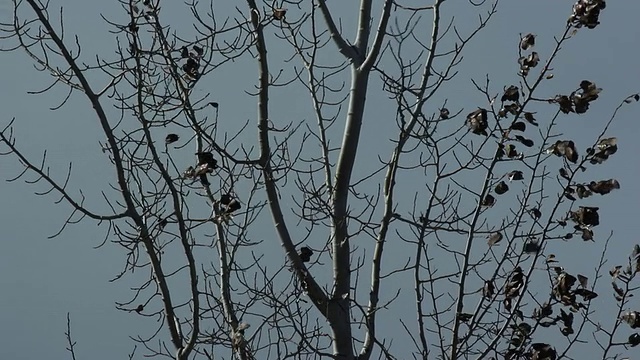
top-left (597, 137), bottom-right (617, 151)
top-left (523, 112), bottom-right (539, 126)
top-left (577, 274), bottom-right (588, 288)
top-left (488, 232), bottom-right (503, 246)
top-left (588, 179), bottom-right (620, 195)
top-left (165, 133), bottom-right (179, 144)
top-left (457, 313), bottom-right (473, 322)
top-left (554, 95), bottom-right (574, 113)
top-left (622, 311), bottom-right (640, 329)
top-left (505, 144), bottom-right (519, 158)
top-left (481, 194), bottom-right (496, 207)
top-left (508, 170), bottom-right (524, 181)
top-left (226, 199), bottom-right (242, 213)
top-left (581, 228), bottom-right (594, 241)
top-left (574, 288), bottom-right (598, 300)
top-left (196, 152), bottom-right (218, 169)
top-left (510, 122), bottom-right (526, 132)
top-left (220, 194), bottom-right (232, 205)
top-left (515, 135), bottom-right (534, 147)
top-left (523, 239), bottom-right (540, 254)
top-left (530, 208), bottom-right (542, 220)
top-left (495, 181), bottom-right (509, 195)
top-left (502, 85), bottom-right (520, 103)
top-left (272, 8), bottom-right (287, 20)
top-left (576, 184), bottom-right (592, 199)
top-left (547, 140), bottom-right (578, 163)
top-left (467, 109), bottom-right (489, 136)
top-left (483, 280), bottom-right (495, 298)
top-left (299, 246), bottom-right (313, 262)
top-left (571, 206), bottom-right (600, 227)
top-left (612, 282), bottom-right (625, 297)
top-left (520, 33), bottom-right (536, 50)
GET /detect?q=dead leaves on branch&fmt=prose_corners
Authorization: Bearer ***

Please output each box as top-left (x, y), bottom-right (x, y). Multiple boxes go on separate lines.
top-left (503, 266), bottom-right (525, 313)
top-left (610, 245), bottom-right (640, 302)
top-left (546, 140), bottom-right (578, 163)
top-left (550, 80), bottom-right (602, 114)
top-left (588, 137), bottom-right (618, 164)
top-left (519, 52), bottom-right (540, 77)
top-left (179, 44), bottom-right (205, 80)
top-left (569, 0), bottom-right (607, 29)
top-left (520, 34), bottom-right (536, 50)
top-left (466, 108), bottom-right (489, 136)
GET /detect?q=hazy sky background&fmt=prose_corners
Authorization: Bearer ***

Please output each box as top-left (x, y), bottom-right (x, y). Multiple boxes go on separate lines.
top-left (1, 0), bottom-right (639, 359)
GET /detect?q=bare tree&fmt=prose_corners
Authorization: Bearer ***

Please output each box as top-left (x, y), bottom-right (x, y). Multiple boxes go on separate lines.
top-left (1, 0), bottom-right (638, 359)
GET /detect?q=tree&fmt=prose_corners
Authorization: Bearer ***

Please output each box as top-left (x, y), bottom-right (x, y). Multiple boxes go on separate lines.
top-left (1, 0), bottom-right (638, 359)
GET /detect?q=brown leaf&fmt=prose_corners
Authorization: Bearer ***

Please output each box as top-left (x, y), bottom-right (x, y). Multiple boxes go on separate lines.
top-left (515, 135), bottom-right (534, 147)
top-left (523, 112), bottom-right (539, 126)
top-left (502, 86), bottom-right (520, 103)
top-left (488, 232), bottom-right (503, 246)
top-left (577, 274), bottom-right (588, 288)
top-left (508, 170), bottom-right (524, 181)
top-left (510, 121), bottom-right (526, 132)
top-left (272, 8), bottom-right (287, 20)
top-left (481, 194), bottom-right (496, 207)
top-left (495, 181), bottom-right (509, 195)
top-left (467, 109), bottom-right (489, 136)
top-left (520, 33), bottom-right (536, 50)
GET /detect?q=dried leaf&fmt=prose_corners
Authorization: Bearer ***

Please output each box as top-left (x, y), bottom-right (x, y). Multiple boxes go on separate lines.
top-left (488, 232), bottom-right (503, 246)
top-left (495, 181), bottom-right (509, 195)
top-left (520, 33), bottom-right (536, 50)
top-left (481, 194), bottom-right (496, 207)
top-left (530, 208), bottom-right (542, 220)
top-left (467, 109), bottom-right (489, 136)
top-left (502, 86), bottom-right (520, 102)
top-left (577, 274), bottom-right (588, 288)
top-left (510, 121), bottom-right (526, 132)
top-left (508, 170), bottom-right (524, 181)
top-left (523, 112), bottom-right (539, 126)
top-left (299, 246), bottom-right (313, 262)
top-left (272, 8), bottom-right (287, 20)
top-left (515, 135), bottom-right (534, 147)
top-left (165, 133), bottom-right (179, 144)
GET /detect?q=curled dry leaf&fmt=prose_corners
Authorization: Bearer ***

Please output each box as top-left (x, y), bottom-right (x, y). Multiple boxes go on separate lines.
top-left (508, 170), bottom-right (524, 181)
top-left (502, 85), bottom-right (520, 103)
top-left (546, 140), bottom-right (578, 163)
top-left (523, 112), bottom-right (539, 126)
top-left (515, 135), bottom-right (534, 147)
top-left (165, 133), bottom-right (179, 144)
top-left (488, 232), bottom-right (503, 246)
top-left (495, 181), bottom-right (509, 195)
top-left (481, 194), bottom-right (496, 207)
top-left (467, 109), bottom-right (489, 136)
top-left (520, 33), bottom-right (536, 50)
top-left (299, 246), bottom-right (313, 262)
top-left (510, 122), bottom-right (526, 132)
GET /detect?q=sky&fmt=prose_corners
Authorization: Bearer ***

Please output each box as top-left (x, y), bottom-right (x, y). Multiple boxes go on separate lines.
top-left (1, 0), bottom-right (639, 359)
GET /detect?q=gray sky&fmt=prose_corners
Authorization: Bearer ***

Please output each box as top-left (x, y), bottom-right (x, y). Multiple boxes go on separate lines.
top-left (1, 1), bottom-right (639, 359)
